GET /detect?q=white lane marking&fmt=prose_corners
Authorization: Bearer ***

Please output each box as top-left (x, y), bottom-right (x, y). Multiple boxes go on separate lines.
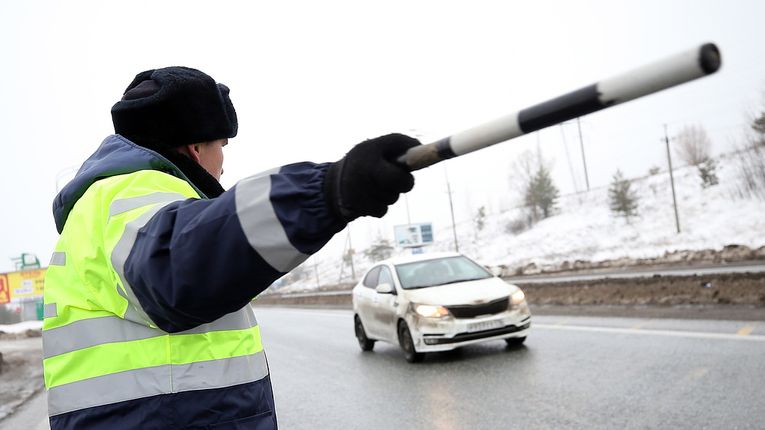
top-left (535, 324), bottom-right (765, 342)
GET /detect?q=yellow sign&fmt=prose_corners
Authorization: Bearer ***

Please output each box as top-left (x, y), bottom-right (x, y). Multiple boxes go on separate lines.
top-left (0, 274), bottom-right (9, 304)
top-left (6, 269), bottom-right (46, 302)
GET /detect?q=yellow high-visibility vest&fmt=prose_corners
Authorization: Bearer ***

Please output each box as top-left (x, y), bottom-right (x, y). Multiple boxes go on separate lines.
top-left (43, 169), bottom-right (268, 417)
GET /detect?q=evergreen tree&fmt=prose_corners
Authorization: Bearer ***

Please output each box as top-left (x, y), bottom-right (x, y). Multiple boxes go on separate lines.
top-left (608, 170), bottom-right (639, 220)
top-left (752, 110), bottom-right (765, 138)
top-left (363, 238), bottom-right (394, 262)
top-left (525, 165), bottom-right (559, 219)
top-left (698, 159), bottom-right (719, 188)
top-left (474, 206), bottom-right (486, 232)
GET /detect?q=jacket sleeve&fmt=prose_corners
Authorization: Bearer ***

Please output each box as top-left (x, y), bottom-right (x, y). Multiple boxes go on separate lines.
top-left (119, 162), bottom-right (346, 332)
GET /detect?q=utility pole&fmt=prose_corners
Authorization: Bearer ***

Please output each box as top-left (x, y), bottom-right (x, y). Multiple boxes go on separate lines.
top-left (347, 228), bottom-right (355, 280)
top-left (664, 124), bottom-right (681, 234)
top-left (444, 167), bottom-right (460, 253)
top-left (337, 228), bottom-right (356, 283)
top-left (559, 124), bottom-right (579, 192)
top-left (576, 117), bottom-right (591, 191)
top-left (313, 259), bottom-right (320, 289)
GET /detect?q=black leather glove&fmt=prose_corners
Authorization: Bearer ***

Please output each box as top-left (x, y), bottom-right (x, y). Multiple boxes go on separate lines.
top-left (324, 133), bottom-right (420, 221)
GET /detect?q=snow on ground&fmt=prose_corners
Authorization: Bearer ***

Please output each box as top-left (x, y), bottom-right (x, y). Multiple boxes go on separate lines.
top-left (453, 155), bottom-right (765, 269)
top-left (277, 151), bottom-right (765, 292)
top-left (0, 320), bottom-right (42, 334)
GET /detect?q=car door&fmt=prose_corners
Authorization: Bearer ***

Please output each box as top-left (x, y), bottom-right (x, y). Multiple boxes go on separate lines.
top-left (371, 265), bottom-right (399, 342)
top-left (355, 266), bottom-right (381, 338)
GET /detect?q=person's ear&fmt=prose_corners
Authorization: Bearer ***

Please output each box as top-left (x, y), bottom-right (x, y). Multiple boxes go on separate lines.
top-left (179, 143), bottom-right (203, 163)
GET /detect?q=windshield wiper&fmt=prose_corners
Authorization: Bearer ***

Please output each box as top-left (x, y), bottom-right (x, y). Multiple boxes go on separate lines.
top-left (405, 277), bottom-right (488, 289)
top-left (432, 277), bottom-right (489, 286)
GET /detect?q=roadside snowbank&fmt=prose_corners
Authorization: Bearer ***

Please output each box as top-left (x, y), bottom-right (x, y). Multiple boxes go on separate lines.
top-left (0, 320), bottom-right (43, 334)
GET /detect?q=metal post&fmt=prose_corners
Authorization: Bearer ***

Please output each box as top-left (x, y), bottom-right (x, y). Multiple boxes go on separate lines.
top-left (664, 124), bottom-right (681, 234)
top-left (444, 167), bottom-right (459, 253)
top-left (576, 117), bottom-right (591, 191)
top-left (560, 124), bottom-right (579, 192)
top-left (347, 228), bottom-right (355, 280)
top-left (313, 260), bottom-right (320, 288)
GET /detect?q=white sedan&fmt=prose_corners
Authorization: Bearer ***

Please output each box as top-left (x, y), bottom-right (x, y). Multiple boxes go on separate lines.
top-left (352, 252), bottom-right (531, 362)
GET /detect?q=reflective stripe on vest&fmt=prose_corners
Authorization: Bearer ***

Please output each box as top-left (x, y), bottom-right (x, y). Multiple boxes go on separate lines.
top-left (44, 303), bottom-right (58, 319)
top-left (43, 170), bottom-right (269, 417)
top-left (44, 306), bottom-right (264, 416)
top-left (43, 307), bottom-right (259, 359)
top-left (49, 252), bottom-right (66, 266)
top-left (108, 192), bottom-right (188, 219)
top-left (47, 351), bottom-right (268, 416)
top-left (234, 168), bottom-right (310, 272)
top-left (110, 205), bottom-right (169, 324)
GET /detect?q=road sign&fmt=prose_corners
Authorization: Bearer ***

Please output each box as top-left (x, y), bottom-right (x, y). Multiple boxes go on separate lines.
top-left (394, 223), bottom-right (434, 248)
top-left (6, 269), bottom-right (46, 302)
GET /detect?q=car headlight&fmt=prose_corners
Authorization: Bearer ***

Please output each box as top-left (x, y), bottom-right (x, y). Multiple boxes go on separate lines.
top-left (510, 289), bottom-right (526, 305)
top-left (413, 304), bottom-right (450, 318)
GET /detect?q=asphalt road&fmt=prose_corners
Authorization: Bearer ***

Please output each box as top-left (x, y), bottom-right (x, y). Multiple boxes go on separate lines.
top-left (260, 308), bottom-right (764, 430)
top-left (3, 308), bottom-right (764, 429)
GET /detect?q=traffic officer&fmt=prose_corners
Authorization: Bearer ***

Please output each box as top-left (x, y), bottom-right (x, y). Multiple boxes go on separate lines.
top-left (42, 66), bottom-right (419, 429)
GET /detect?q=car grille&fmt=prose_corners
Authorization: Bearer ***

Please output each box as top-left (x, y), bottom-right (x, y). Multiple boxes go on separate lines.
top-left (446, 297), bottom-right (509, 319)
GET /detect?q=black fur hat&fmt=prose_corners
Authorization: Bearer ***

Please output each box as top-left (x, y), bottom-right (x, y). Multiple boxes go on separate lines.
top-left (111, 66), bottom-right (237, 148)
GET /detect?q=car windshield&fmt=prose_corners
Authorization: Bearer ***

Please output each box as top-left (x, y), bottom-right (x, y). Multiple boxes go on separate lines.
top-left (395, 256), bottom-right (493, 289)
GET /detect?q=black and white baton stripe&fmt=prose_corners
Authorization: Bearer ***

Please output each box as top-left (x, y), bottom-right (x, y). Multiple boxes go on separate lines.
top-left (399, 43), bottom-right (721, 171)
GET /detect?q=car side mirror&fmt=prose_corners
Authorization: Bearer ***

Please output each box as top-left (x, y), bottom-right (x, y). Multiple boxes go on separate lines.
top-left (375, 283), bottom-right (394, 294)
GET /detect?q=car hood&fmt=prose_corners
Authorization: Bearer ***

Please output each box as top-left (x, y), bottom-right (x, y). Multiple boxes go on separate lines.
top-left (401, 277), bottom-right (518, 306)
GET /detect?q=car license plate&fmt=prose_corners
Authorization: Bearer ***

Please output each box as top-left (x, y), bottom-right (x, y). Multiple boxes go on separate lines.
top-left (467, 320), bottom-right (503, 333)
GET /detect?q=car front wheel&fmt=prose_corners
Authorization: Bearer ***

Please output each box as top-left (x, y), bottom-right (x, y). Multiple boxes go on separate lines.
top-left (354, 315), bottom-right (375, 352)
top-left (398, 321), bottom-right (424, 363)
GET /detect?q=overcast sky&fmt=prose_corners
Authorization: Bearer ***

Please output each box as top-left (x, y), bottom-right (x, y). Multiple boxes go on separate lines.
top-left (1, 0), bottom-right (764, 273)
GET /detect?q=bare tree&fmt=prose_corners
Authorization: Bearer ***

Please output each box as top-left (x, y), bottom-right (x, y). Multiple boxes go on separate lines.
top-left (511, 150), bottom-right (538, 194)
top-left (733, 94), bottom-right (765, 199)
top-left (674, 124), bottom-right (722, 189)
top-left (674, 124), bottom-right (712, 166)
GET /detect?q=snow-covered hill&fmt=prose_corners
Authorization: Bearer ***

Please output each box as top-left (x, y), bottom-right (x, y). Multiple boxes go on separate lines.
top-left (277, 151), bottom-right (765, 292)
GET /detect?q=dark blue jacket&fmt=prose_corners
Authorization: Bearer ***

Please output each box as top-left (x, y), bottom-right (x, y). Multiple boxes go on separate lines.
top-left (49, 135), bottom-right (346, 429)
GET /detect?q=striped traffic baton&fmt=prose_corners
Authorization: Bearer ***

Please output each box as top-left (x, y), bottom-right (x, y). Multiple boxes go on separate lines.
top-left (398, 43), bottom-right (721, 171)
